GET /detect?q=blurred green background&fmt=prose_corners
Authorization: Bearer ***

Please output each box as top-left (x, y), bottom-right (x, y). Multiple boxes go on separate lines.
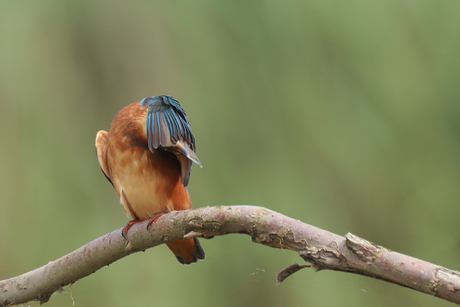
top-left (1, 1), bottom-right (460, 306)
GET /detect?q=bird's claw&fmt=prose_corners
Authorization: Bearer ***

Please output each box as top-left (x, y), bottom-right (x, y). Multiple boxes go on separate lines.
top-left (121, 218), bottom-right (141, 239)
top-left (147, 209), bottom-right (170, 231)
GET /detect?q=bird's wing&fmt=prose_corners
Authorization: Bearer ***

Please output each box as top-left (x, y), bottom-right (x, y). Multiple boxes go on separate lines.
top-left (95, 130), bottom-right (113, 185)
top-left (141, 95), bottom-right (201, 186)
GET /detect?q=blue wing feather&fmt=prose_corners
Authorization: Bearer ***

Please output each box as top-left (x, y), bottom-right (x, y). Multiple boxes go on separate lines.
top-left (141, 95), bottom-right (201, 186)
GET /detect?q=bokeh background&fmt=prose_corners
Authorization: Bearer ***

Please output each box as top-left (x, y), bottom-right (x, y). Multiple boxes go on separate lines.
top-left (1, 1), bottom-right (460, 306)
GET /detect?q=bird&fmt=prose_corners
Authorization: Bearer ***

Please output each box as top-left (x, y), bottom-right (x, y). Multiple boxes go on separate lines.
top-left (95, 95), bottom-right (205, 264)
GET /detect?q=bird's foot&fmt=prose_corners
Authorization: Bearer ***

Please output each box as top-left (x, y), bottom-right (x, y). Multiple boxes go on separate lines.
top-left (147, 209), bottom-right (170, 230)
top-left (121, 218), bottom-right (141, 239)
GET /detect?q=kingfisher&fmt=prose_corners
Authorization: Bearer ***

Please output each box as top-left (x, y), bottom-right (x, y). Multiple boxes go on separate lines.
top-left (95, 95), bottom-right (205, 264)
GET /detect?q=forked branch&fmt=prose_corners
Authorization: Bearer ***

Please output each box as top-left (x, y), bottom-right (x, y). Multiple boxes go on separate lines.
top-left (1, 206), bottom-right (459, 306)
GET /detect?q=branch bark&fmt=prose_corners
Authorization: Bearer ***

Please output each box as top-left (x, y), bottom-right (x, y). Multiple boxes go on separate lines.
top-left (1, 206), bottom-right (459, 306)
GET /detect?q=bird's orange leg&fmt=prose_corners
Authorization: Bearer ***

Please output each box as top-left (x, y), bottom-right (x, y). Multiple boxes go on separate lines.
top-left (121, 218), bottom-right (141, 239)
top-left (147, 209), bottom-right (170, 230)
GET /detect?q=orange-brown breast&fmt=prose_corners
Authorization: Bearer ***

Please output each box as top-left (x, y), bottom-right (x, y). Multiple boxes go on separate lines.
top-left (103, 102), bottom-right (192, 220)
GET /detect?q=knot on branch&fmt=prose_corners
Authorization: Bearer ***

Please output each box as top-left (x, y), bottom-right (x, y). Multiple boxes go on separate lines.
top-left (345, 233), bottom-right (384, 262)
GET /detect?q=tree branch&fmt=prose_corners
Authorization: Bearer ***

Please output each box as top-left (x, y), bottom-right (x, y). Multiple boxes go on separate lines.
top-left (1, 206), bottom-right (459, 306)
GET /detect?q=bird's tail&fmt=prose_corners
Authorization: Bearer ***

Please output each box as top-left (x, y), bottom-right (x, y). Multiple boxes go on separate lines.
top-left (166, 237), bottom-right (205, 265)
